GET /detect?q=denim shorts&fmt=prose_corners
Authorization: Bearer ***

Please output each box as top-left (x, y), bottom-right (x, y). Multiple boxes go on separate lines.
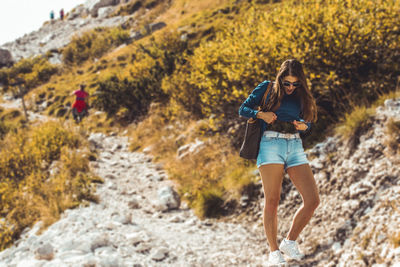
top-left (257, 132), bottom-right (309, 170)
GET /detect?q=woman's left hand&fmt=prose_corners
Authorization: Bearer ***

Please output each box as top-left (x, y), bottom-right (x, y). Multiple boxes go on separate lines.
top-left (293, 120), bottom-right (308, 131)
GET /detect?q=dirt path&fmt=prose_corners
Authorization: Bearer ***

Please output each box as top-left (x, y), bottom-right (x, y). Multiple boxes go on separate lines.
top-left (0, 97), bottom-right (272, 266)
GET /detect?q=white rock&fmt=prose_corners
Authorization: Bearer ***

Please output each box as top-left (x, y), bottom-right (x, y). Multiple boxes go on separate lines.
top-left (90, 234), bottom-right (110, 251)
top-left (135, 242), bottom-right (152, 253)
top-left (377, 234), bottom-right (386, 243)
top-left (98, 6), bottom-right (115, 18)
top-left (97, 256), bottom-right (121, 267)
top-left (151, 247), bottom-right (169, 261)
top-left (309, 158), bottom-right (324, 170)
top-left (168, 215), bottom-right (183, 223)
top-left (56, 249), bottom-right (86, 260)
top-left (113, 213), bottom-right (131, 224)
top-left (156, 186), bottom-right (180, 211)
top-left (16, 259), bottom-right (45, 267)
top-left (126, 233), bottom-right (142, 245)
top-left (34, 243), bottom-right (54, 260)
top-left (128, 197), bottom-right (141, 209)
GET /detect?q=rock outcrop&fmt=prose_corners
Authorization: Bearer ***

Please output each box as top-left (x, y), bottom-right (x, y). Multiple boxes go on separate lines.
top-left (243, 98), bottom-right (400, 266)
top-left (0, 15), bottom-right (129, 62)
top-left (0, 1), bottom-right (167, 63)
top-left (84, 0), bottom-right (121, 17)
top-left (0, 48), bottom-right (13, 68)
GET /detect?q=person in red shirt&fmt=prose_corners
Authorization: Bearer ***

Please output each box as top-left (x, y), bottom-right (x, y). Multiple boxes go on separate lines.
top-left (70, 84), bottom-right (89, 123)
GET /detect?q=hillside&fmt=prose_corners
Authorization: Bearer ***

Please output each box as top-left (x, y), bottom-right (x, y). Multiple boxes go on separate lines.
top-left (0, 0), bottom-right (400, 266)
top-left (0, 88), bottom-right (399, 266)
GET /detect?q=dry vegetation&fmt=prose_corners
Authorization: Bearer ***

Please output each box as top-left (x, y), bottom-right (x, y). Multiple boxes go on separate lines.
top-left (0, 0), bottom-right (399, 240)
top-left (0, 120), bottom-right (101, 250)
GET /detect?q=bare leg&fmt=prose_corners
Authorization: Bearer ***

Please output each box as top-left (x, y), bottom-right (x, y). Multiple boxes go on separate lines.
top-left (286, 164), bottom-right (320, 240)
top-left (259, 164), bottom-right (285, 251)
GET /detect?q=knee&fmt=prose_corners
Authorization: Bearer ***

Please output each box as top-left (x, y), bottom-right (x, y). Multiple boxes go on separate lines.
top-left (264, 197), bottom-right (280, 213)
top-left (304, 196), bottom-right (320, 211)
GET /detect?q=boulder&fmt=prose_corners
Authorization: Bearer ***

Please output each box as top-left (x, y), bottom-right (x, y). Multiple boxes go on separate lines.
top-left (67, 5), bottom-right (87, 20)
top-left (39, 33), bottom-right (56, 46)
top-left (48, 53), bottom-right (62, 65)
top-left (0, 48), bottom-right (13, 67)
top-left (85, 0), bottom-right (120, 17)
top-left (98, 6), bottom-right (115, 18)
top-left (34, 243), bottom-right (54, 260)
top-left (149, 22), bottom-right (167, 32)
top-left (154, 186), bottom-right (180, 211)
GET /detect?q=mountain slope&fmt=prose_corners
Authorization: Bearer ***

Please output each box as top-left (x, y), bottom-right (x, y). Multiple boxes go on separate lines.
top-left (233, 98), bottom-right (400, 266)
top-left (0, 0), bottom-right (399, 265)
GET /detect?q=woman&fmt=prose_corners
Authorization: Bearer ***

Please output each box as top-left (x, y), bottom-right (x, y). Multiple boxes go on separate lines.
top-left (239, 59), bottom-right (320, 266)
top-left (70, 84), bottom-right (89, 123)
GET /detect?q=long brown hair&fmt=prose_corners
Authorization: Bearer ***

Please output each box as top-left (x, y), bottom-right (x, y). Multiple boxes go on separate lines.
top-left (267, 59), bottom-right (317, 122)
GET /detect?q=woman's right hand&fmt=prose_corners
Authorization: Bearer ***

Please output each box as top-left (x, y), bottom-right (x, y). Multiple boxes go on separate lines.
top-left (256, 111), bottom-right (277, 124)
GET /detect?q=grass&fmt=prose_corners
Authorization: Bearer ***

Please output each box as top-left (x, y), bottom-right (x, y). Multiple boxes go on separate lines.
top-left (335, 105), bottom-right (374, 140)
top-left (129, 103), bottom-right (257, 218)
top-left (384, 118), bottom-right (400, 154)
top-left (0, 120), bottom-right (102, 250)
top-left (334, 90), bottom-right (400, 142)
top-left (3, 0), bottom-right (400, 221)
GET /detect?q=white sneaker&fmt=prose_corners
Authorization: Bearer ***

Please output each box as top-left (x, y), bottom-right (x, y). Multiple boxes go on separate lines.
top-left (268, 250), bottom-right (287, 266)
top-left (279, 238), bottom-right (305, 260)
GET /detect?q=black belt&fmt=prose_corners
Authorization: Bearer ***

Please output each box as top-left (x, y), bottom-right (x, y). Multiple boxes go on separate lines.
top-left (267, 120), bottom-right (298, 134)
top-left (76, 97), bottom-right (85, 101)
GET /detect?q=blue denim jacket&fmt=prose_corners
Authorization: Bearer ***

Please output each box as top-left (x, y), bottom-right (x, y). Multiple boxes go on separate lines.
top-left (238, 80), bottom-right (311, 133)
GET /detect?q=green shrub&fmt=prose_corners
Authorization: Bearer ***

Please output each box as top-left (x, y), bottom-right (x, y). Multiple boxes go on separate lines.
top-left (62, 27), bottom-right (130, 65)
top-left (1, 56), bottom-right (57, 92)
top-left (114, 1), bottom-right (142, 16)
top-left (385, 119), bottom-right (400, 154)
top-left (93, 32), bottom-right (187, 119)
top-left (164, 0), bottom-right (400, 143)
top-left (0, 120), bottom-right (8, 139)
top-left (194, 188), bottom-right (224, 218)
top-left (0, 121), bottom-right (98, 250)
top-left (335, 105), bottom-right (374, 148)
top-left (92, 72), bottom-right (159, 119)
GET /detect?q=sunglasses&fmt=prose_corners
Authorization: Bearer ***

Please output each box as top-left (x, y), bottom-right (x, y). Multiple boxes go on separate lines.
top-left (283, 81), bottom-right (301, 88)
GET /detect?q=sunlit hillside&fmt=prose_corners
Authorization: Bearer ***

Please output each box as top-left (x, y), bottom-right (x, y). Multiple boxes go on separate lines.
top-left (0, 0), bottom-right (399, 251)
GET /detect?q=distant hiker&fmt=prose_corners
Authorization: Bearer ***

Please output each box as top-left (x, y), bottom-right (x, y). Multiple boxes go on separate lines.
top-left (70, 84), bottom-right (89, 123)
top-left (60, 8), bottom-right (64, 20)
top-left (239, 59), bottom-right (319, 266)
top-left (50, 10), bottom-right (55, 22)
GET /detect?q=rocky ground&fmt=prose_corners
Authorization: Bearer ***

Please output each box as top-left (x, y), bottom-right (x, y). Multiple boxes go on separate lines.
top-left (1, 95), bottom-right (399, 267)
top-left (0, 0), bottom-right (166, 65)
top-left (233, 98), bottom-right (400, 267)
top-left (1, 1), bottom-right (399, 264)
top-left (1, 12), bottom-right (129, 64)
top-left (0, 130), bottom-right (274, 267)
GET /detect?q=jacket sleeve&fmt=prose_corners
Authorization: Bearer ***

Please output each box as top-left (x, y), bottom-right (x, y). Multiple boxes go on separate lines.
top-left (238, 80), bottom-right (270, 119)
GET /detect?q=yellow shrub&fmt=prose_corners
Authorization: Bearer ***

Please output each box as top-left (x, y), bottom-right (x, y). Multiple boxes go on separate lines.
top-left (164, 0), bottom-right (400, 145)
top-left (0, 121), bottom-right (99, 250)
top-left (62, 27), bottom-right (130, 65)
top-left (130, 104), bottom-right (257, 218)
top-left (335, 106), bottom-right (374, 140)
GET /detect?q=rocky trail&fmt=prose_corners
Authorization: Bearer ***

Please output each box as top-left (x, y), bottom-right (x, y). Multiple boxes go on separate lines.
top-left (1, 95), bottom-right (400, 267)
top-left (0, 97), bottom-right (276, 267)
